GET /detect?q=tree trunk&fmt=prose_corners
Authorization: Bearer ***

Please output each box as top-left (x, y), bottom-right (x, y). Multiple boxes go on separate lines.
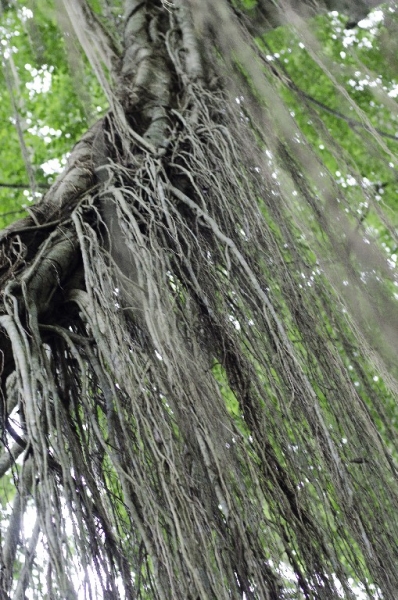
top-left (0, 1), bottom-right (397, 599)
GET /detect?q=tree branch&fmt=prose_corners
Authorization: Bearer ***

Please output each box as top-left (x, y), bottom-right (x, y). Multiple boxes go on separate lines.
top-left (291, 85), bottom-right (398, 142)
top-left (0, 183), bottom-right (49, 190)
top-left (0, 442), bottom-right (24, 478)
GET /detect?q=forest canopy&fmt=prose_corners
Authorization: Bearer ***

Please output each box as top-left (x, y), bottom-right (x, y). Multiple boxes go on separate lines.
top-left (0, 1), bottom-right (397, 599)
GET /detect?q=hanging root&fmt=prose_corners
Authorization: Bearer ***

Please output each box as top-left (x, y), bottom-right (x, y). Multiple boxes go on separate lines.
top-left (0, 2), bottom-right (397, 599)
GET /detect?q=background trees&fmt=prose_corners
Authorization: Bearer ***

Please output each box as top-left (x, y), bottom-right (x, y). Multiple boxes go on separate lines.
top-left (0, 1), bottom-right (397, 598)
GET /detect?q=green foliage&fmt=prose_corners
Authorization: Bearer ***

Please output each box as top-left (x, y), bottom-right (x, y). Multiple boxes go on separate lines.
top-left (262, 10), bottom-right (398, 240)
top-left (0, 0), bottom-right (106, 228)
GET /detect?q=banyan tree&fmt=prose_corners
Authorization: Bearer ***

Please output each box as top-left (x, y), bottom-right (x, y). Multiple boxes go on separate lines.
top-left (0, 0), bottom-right (398, 598)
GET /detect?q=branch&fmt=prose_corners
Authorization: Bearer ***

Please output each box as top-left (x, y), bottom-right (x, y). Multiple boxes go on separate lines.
top-left (61, 0), bottom-right (120, 89)
top-left (0, 442), bottom-right (24, 478)
top-left (293, 87), bottom-right (398, 142)
top-left (2, 55), bottom-right (37, 196)
top-left (0, 183), bottom-right (49, 190)
top-left (0, 118), bottom-right (103, 241)
top-left (258, 41), bottom-right (398, 143)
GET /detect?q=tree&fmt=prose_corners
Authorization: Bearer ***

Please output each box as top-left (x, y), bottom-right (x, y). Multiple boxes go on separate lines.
top-left (0, 0), bottom-right (397, 598)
